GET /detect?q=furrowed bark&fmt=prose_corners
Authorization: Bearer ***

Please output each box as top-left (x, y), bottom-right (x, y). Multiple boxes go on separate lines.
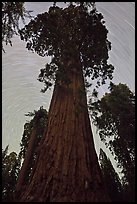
top-left (15, 126), bottom-right (37, 195)
top-left (15, 57), bottom-right (110, 202)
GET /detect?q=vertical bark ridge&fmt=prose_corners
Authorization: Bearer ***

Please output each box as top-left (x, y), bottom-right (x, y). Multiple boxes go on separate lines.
top-left (15, 126), bottom-right (38, 196)
top-left (17, 59), bottom-right (110, 202)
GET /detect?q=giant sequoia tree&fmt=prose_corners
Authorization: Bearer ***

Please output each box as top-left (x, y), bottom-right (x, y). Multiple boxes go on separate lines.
top-left (15, 2), bottom-right (114, 202)
top-left (15, 107), bottom-right (48, 196)
top-left (2, 107), bottom-right (47, 202)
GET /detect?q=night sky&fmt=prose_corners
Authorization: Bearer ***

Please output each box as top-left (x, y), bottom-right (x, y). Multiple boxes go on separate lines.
top-left (2, 2), bottom-right (135, 167)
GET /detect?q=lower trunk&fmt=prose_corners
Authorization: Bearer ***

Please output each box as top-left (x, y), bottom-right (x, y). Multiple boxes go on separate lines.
top-left (15, 125), bottom-right (37, 195)
top-left (15, 59), bottom-right (110, 202)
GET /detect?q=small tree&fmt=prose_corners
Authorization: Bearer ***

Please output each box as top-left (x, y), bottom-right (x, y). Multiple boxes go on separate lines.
top-left (2, 146), bottom-right (21, 202)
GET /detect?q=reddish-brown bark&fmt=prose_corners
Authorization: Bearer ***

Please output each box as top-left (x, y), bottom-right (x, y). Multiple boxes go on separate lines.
top-left (15, 58), bottom-right (110, 202)
top-left (15, 125), bottom-right (37, 194)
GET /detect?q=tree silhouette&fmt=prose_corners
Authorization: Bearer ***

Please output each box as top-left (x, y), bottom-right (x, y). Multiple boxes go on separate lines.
top-left (90, 83), bottom-right (135, 201)
top-left (14, 2), bottom-right (114, 202)
top-left (99, 148), bottom-right (122, 202)
top-left (2, 146), bottom-right (21, 202)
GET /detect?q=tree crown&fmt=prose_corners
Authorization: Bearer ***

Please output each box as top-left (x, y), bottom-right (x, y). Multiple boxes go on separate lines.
top-left (19, 3), bottom-right (114, 92)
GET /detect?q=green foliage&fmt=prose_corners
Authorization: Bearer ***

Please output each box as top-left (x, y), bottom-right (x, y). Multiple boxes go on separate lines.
top-left (19, 3), bottom-right (114, 92)
top-left (20, 106), bottom-right (48, 159)
top-left (2, 146), bottom-right (21, 202)
top-left (19, 107), bottom-right (48, 186)
top-left (64, 2), bottom-right (96, 8)
top-left (2, 107), bottom-right (48, 201)
top-left (99, 149), bottom-right (122, 202)
top-left (2, 2), bottom-right (32, 52)
top-left (89, 83), bottom-right (135, 201)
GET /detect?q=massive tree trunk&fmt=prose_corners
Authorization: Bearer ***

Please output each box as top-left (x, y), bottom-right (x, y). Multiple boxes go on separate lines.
top-left (15, 57), bottom-right (110, 202)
